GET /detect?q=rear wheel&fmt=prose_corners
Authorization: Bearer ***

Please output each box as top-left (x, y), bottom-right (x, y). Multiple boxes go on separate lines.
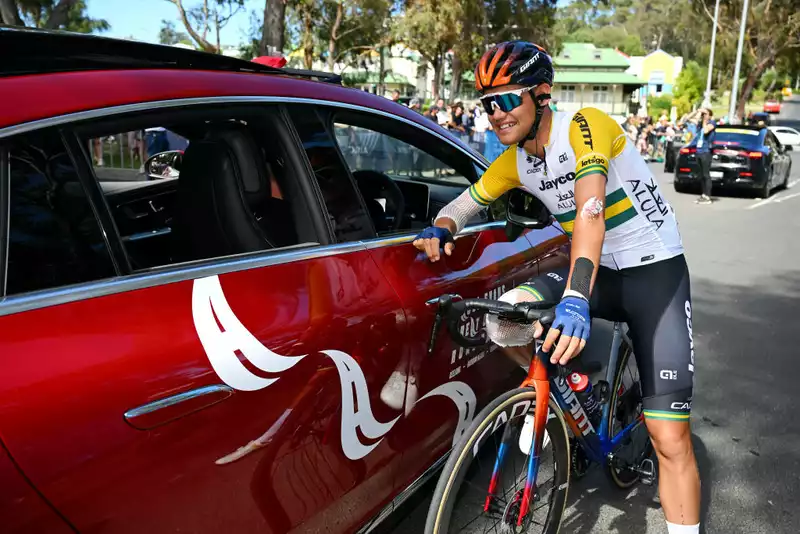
top-left (673, 182), bottom-right (691, 194)
top-left (759, 172), bottom-right (772, 199)
top-left (425, 388), bottom-right (570, 534)
top-left (605, 338), bottom-right (653, 489)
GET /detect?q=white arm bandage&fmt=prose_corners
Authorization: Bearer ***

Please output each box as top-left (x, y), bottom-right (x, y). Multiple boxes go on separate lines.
top-left (434, 188), bottom-right (487, 234)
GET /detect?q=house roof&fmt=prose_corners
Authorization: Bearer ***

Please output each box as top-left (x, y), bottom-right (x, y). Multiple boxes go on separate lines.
top-left (554, 70), bottom-right (646, 86)
top-left (554, 42), bottom-right (631, 69)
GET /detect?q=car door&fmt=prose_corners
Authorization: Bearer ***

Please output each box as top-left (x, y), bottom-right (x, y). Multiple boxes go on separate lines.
top-left (766, 131), bottom-right (787, 180)
top-left (316, 106), bottom-right (564, 496)
top-left (0, 102), bottom-right (410, 534)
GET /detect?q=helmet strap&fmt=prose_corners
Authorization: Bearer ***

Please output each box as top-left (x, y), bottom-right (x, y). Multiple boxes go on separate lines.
top-left (518, 92), bottom-right (551, 149)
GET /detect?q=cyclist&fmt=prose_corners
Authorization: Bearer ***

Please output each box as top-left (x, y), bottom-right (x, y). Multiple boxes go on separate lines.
top-left (413, 41), bottom-right (700, 534)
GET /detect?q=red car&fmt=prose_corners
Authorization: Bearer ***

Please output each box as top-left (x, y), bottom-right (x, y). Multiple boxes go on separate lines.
top-left (0, 29), bottom-right (567, 533)
top-left (763, 99), bottom-right (781, 114)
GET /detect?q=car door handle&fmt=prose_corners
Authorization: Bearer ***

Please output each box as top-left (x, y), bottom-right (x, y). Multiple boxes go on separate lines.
top-left (124, 384), bottom-right (234, 430)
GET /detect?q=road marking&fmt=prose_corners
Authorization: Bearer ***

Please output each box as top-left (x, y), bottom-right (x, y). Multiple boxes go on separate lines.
top-left (747, 183), bottom-right (800, 209)
top-left (747, 196), bottom-right (777, 210)
top-left (774, 191), bottom-right (800, 203)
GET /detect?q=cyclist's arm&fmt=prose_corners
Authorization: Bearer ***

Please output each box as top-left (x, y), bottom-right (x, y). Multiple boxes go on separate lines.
top-left (563, 108), bottom-right (625, 300)
top-left (433, 147), bottom-right (522, 235)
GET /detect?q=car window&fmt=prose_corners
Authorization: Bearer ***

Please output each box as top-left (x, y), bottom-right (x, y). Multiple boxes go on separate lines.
top-left (286, 106), bottom-right (374, 243)
top-left (79, 107), bottom-right (316, 270)
top-left (3, 131), bottom-right (116, 295)
top-left (333, 123), bottom-right (470, 187)
top-left (712, 129), bottom-right (764, 150)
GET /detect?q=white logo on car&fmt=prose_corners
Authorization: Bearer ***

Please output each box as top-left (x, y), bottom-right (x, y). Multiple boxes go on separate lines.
top-left (193, 275), bottom-right (477, 461)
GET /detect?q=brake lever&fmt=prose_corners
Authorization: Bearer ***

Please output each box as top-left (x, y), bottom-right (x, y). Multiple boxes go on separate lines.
top-left (426, 294), bottom-right (461, 356)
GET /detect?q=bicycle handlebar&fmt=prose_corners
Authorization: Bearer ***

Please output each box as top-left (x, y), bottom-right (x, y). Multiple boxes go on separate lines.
top-left (427, 294), bottom-right (556, 354)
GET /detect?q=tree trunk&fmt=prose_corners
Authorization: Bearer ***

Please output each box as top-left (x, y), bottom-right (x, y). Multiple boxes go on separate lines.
top-left (261, 0), bottom-right (286, 55)
top-left (44, 0), bottom-right (77, 30)
top-left (0, 0), bottom-right (23, 26)
top-left (378, 46), bottom-right (386, 96)
top-left (328, 1), bottom-right (344, 72)
top-left (169, 0), bottom-right (217, 52)
top-left (431, 56), bottom-right (442, 101)
top-left (303, 7), bottom-right (314, 70)
top-left (737, 56), bottom-right (772, 120)
top-left (449, 54), bottom-right (462, 102)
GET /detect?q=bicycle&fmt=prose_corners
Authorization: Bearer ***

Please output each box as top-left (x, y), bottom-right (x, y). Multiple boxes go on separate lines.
top-left (424, 294), bottom-right (654, 534)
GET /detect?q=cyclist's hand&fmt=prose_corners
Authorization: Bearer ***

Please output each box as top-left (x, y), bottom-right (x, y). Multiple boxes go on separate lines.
top-left (542, 296), bottom-right (590, 365)
top-left (413, 226), bottom-right (455, 262)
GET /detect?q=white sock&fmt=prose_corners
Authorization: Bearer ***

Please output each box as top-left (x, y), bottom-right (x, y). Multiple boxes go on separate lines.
top-left (666, 521), bottom-right (700, 534)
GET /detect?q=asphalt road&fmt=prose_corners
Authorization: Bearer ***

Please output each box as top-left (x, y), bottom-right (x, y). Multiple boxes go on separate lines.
top-left (386, 97), bottom-right (800, 534)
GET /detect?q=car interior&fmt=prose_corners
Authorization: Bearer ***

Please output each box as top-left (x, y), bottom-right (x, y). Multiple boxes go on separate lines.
top-left (73, 106), bottom-right (492, 273)
top-left (77, 108), bottom-right (320, 271)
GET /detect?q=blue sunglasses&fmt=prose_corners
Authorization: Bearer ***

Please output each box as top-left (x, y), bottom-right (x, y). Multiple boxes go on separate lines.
top-left (480, 86), bottom-right (536, 115)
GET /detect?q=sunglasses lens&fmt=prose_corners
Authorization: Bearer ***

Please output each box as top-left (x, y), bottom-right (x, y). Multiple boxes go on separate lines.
top-left (481, 92), bottom-right (525, 115)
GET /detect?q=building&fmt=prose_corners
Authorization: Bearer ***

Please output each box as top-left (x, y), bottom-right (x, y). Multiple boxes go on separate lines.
top-left (625, 49), bottom-right (684, 97)
top-left (551, 42), bottom-right (646, 120)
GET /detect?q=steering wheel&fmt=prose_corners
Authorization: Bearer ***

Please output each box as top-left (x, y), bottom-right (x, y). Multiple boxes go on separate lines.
top-left (352, 170), bottom-right (406, 232)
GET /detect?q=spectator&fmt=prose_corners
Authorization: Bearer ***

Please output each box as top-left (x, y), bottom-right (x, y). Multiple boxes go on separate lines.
top-left (408, 98), bottom-right (421, 113)
top-left (390, 89), bottom-right (401, 103)
top-left (694, 108), bottom-right (716, 205)
top-left (423, 105), bottom-right (439, 122)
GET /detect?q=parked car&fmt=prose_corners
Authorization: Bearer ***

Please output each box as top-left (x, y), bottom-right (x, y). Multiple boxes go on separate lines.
top-left (763, 99), bottom-right (781, 114)
top-left (674, 125), bottom-right (792, 198)
top-left (770, 126), bottom-right (800, 148)
top-left (0, 28), bottom-right (567, 533)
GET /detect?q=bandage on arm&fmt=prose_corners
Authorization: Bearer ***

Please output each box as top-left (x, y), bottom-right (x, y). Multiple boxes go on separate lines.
top-left (435, 148), bottom-right (521, 234)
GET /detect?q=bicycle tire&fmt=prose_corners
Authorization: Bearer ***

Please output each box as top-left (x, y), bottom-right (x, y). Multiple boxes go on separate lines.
top-left (605, 338), bottom-right (653, 489)
top-left (425, 388), bottom-right (571, 534)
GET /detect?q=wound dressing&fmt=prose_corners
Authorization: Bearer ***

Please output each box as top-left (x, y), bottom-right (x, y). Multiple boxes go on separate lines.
top-left (580, 196), bottom-right (603, 220)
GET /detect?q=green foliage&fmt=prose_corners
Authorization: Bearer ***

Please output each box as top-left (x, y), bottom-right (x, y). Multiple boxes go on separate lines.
top-left (159, 20), bottom-right (192, 46)
top-left (673, 60), bottom-right (706, 106)
top-left (7, 0), bottom-right (109, 32)
top-left (647, 93), bottom-right (673, 118)
top-left (561, 26), bottom-right (645, 56)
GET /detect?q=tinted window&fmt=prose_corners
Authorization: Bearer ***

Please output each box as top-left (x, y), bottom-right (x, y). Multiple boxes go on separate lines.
top-left (5, 132), bottom-right (115, 295)
top-left (80, 109), bottom-right (312, 270)
top-left (712, 129), bottom-right (764, 150)
top-left (288, 107), bottom-right (374, 242)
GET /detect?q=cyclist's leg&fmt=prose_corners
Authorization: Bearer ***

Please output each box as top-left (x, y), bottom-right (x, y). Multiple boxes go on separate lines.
top-left (621, 254), bottom-right (700, 531)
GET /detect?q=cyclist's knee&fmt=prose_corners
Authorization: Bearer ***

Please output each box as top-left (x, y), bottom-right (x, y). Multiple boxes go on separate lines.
top-left (646, 419), bottom-right (693, 463)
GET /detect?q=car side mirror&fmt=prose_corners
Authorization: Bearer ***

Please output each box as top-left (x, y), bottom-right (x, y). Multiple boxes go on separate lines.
top-left (505, 188), bottom-right (552, 241)
top-left (144, 150), bottom-right (183, 180)
top-left (784, 144), bottom-right (793, 152)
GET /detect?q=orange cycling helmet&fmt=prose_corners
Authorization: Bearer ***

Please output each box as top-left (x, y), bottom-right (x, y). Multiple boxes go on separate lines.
top-left (474, 41), bottom-right (553, 93)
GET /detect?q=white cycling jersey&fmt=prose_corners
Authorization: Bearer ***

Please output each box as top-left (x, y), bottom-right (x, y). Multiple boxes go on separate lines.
top-left (438, 107), bottom-right (684, 270)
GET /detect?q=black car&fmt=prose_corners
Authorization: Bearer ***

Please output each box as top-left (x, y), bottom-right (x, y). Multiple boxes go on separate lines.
top-left (673, 125), bottom-right (792, 198)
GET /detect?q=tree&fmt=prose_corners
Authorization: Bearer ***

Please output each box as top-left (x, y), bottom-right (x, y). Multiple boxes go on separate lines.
top-left (317, 0), bottom-right (391, 71)
top-left (396, 0), bottom-right (464, 100)
top-left (673, 60), bottom-right (706, 106)
top-left (159, 19), bottom-right (192, 45)
top-left (0, 0), bottom-right (108, 32)
top-left (164, 0), bottom-right (245, 53)
top-left (697, 0), bottom-right (800, 119)
top-left (260, 0), bottom-right (286, 55)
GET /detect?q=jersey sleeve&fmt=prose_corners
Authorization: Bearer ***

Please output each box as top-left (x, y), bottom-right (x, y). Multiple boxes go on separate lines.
top-left (468, 147), bottom-right (522, 206)
top-left (568, 107), bottom-right (626, 182)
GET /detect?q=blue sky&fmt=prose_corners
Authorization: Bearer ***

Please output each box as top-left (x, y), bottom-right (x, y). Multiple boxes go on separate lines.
top-left (87, 0), bottom-right (261, 46)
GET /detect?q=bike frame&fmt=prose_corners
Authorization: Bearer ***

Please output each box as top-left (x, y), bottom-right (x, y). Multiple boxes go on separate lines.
top-left (486, 322), bottom-right (646, 526)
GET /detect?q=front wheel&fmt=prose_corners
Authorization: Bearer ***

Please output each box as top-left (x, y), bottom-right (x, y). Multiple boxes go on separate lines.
top-left (605, 337), bottom-right (653, 489)
top-left (425, 388), bottom-right (571, 534)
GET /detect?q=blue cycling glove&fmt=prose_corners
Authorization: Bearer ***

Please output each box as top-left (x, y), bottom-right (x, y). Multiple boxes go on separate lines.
top-left (553, 295), bottom-right (591, 342)
top-left (414, 226), bottom-right (454, 248)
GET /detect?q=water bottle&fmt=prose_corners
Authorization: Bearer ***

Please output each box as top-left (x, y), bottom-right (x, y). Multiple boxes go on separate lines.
top-left (568, 372), bottom-right (601, 427)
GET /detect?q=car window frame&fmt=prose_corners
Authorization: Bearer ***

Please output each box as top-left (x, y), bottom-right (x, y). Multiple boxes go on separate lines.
top-left (0, 95), bottom-right (496, 316)
top-left (67, 103), bottom-right (332, 275)
top-left (0, 147), bottom-right (8, 296)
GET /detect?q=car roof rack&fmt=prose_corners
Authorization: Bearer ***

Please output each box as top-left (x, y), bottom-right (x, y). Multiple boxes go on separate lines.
top-left (0, 27), bottom-right (342, 84)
